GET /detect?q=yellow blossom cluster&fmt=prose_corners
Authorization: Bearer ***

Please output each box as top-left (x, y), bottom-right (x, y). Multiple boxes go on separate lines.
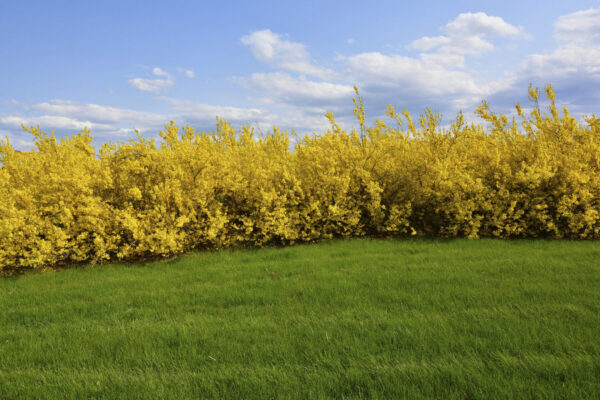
top-left (1, 85), bottom-right (599, 271)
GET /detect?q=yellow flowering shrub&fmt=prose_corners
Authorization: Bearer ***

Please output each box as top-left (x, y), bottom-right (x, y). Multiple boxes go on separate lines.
top-left (1, 84), bottom-right (599, 271)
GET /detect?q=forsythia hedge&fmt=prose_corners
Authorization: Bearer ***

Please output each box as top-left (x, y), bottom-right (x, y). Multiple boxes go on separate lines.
top-left (1, 85), bottom-right (599, 271)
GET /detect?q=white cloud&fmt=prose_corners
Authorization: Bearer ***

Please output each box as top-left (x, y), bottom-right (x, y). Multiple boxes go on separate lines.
top-left (28, 100), bottom-right (168, 125)
top-left (129, 67), bottom-right (175, 93)
top-left (523, 45), bottom-right (600, 77)
top-left (162, 97), bottom-right (338, 137)
top-left (175, 67), bottom-right (196, 78)
top-left (128, 77), bottom-right (174, 93)
top-left (408, 12), bottom-right (526, 56)
top-left (0, 115), bottom-right (108, 131)
top-left (554, 8), bottom-right (600, 45)
top-left (161, 97), bottom-right (273, 123)
top-left (418, 52), bottom-right (467, 69)
top-left (0, 96), bottom-right (281, 148)
top-left (0, 94), bottom-right (339, 149)
top-left (152, 67), bottom-right (171, 78)
top-left (437, 7), bottom-right (600, 120)
top-left (341, 50), bottom-right (517, 119)
top-left (347, 52), bottom-right (484, 96)
top-left (334, 12), bottom-right (532, 118)
top-left (229, 9), bottom-right (599, 131)
top-left (513, 8), bottom-right (600, 82)
top-left (0, 129), bottom-right (34, 150)
top-left (231, 14), bottom-right (530, 124)
top-left (445, 12), bottom-right (524, 37)
top-left (5, 9), bottom-right (600, 151)
top-left (180, 68), bottom-right (195, 78)
top-left (235, 72), bottom-right (354, 107)
top-left (347, 38), bottom-right (355, 45)
top-left (409, 36), bottom-right (452, 51)
top-left (487, 7), bottom-right (600, 114)
top-left (0, 102), bottom-right (163, 145)
top-left (241, 29), bottom-right (337, 80)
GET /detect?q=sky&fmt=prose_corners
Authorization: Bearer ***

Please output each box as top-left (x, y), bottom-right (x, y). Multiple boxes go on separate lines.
top-left (1, 0), bottom-right (600, 149)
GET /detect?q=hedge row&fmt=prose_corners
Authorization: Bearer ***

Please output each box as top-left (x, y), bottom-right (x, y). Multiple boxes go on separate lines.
top-left (1, 85), bottom-right (599, 270)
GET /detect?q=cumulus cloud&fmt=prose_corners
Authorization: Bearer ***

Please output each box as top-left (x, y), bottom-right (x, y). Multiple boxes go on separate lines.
top-left (28, 100), bottom-right (168, 125)
top-left (5, 9), bottom-right (600, 150)
top-left (483, 7), bottom-right (600, 115)
top-left (241, 29), bottom-right (337, 80)
top-left (236, 72), bottom-right (354, 108)
top-left (0, 128), bottom-right (34, 149)
top-left (1, 101), bottom-right (168, 142)
top-left (445, 12), bottom-right (524, 37)
top-left (343, 52), bottom-right (516, 117)
top-left (178, 68), bottom-right (195, 78)
top-left (232, 14), bottom-right (530, 123)
top-left (336, 12), bottom-right (539, 119)
top-left (523, 46), bottom-right (600, 77)
top-left (161, 97), bottom-right (338, 137)
top-left (554, 8), bottom-right (600, 45)
top-left (408, 12), bottom-right (526, 56)
top-left (1, 115), bottom-right (109, 131)
top-left (0, 96), bottom-right (282, 149)
top-left (152, 67), bottom-right (171, 78)
top-left (409, 36), bottom-right (452, 52)
top-left (128, 67), bottom-right (175, 93)
top-left (344, 11), bottom-right (527, 115)
top-left (230, 9), bottom-right (599, 130)
top-left (128, 77), bottom-right (174, 93)
top-left (160, 97), bottom-right (274, 124)
top-left (533, 7), bottom-right (600, 74)
top-left (346, 52), bottom-right (479, 95)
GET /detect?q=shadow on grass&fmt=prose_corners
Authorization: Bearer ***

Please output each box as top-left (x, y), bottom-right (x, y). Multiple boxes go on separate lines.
top-left (0, 235), bottom-right (591, 279)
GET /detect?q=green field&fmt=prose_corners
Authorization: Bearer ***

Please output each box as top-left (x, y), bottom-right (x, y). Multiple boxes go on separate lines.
top-left (1, 238), bottom-right (599, 399)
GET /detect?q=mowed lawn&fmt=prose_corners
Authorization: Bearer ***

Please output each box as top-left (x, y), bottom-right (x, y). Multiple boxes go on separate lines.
top-left (1, 239), bottom-right (599, 399)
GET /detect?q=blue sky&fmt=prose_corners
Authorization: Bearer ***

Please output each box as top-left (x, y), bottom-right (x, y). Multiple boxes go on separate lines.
top-left (1, 0), bottom-right (599, 149)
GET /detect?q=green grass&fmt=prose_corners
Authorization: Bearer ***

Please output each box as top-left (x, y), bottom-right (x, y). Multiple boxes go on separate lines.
top-left (1, 238), bottom-right (599, 399)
